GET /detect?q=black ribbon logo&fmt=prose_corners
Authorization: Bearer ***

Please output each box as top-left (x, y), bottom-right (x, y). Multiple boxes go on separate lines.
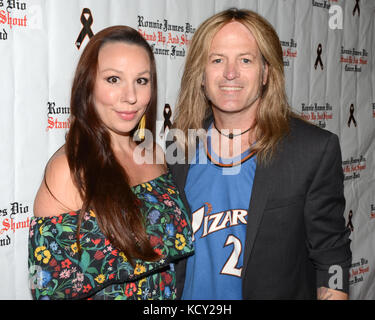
top-left (75, 8), bottom-right (94, 50)
top-left (314, 43), bottom-right (323, 70)
top-left (159, 104), bottom-right (172, 138)
top-left (353, 0), bottom-right (360, 16)
top-left (348, 104), bottom-right (357, 127)
top-left (347, 210), bottom-right (354, 232)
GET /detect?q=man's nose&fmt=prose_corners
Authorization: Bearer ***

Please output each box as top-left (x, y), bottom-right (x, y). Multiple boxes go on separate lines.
top-left (223, 61), bottom-right (240, 80)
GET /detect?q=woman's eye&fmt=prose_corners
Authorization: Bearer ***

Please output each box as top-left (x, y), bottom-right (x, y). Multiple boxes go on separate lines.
top-left (212, 58), bottom-right (222, 64)
top-left (137, 78), bottom-right (149, 85)
top-left (107, 76), bottom-right (119, 84)
top-left (242, 58), bottom-right (251, 64)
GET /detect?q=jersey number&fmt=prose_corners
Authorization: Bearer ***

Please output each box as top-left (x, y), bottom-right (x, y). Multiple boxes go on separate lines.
top-left (220, 235), bottom-right (243, 277)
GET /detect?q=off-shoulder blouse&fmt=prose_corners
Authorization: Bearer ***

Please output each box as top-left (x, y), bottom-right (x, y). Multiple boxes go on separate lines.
top-left (28, 172), bottom-right (194, 300)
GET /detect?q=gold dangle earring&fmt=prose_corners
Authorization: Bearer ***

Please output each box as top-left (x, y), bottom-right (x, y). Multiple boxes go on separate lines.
top-left (137, 114), bottom-right (146, 140)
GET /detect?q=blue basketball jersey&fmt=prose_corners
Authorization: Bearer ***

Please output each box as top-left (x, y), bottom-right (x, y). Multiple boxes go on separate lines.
top-left (182, 128), bottom-right (256, 300)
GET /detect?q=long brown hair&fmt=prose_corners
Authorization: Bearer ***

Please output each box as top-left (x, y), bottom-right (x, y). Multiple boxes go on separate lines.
top-left (173, 8), bottom-right (292, 164)
top-left (66, 26), bottom-right (159, 263)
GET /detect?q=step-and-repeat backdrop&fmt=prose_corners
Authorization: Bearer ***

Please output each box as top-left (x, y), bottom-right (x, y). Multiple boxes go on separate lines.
top-left (0, 0), bottom-right (374, 299)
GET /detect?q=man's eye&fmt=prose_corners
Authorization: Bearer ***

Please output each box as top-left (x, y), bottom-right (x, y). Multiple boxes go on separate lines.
top-left (242, 58), bottom-right (251, 63)
top-left (107, 76), bottom-right (119, 84)
top-left (212, 58), bottom-right (222, 64)
top-left (137, 78), bottom-right (149, 85)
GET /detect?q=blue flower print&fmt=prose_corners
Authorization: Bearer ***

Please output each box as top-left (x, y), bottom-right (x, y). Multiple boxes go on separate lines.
top-left (37, 270), bottom-right (52, 287)
top-left (148, 209), bottom-right (160, 225)
top-left (166, 223), bottom-right (175, 237)
top-left (144, 194), bottom-right (158, 203)
top-left (164, 286), bottom-right (171, 298)
top-left (50, 241), bottom-right (58, 252)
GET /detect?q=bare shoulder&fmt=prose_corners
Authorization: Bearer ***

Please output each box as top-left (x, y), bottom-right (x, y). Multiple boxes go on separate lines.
top-left (33, 146), bottom-right (82, 217)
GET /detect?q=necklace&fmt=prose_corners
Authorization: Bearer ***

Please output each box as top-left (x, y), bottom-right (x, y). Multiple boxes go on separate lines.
top-left (213, 122), bottom-right (252, 139)
top-left (205, 135), bottom-right (256, 167)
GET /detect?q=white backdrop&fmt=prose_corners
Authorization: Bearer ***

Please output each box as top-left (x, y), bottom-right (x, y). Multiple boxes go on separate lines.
top-left (0, 0), bottom-right (374, 300)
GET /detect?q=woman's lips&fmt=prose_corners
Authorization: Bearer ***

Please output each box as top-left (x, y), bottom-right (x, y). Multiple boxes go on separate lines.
top-left (116, 111), bottom-right (137, 120)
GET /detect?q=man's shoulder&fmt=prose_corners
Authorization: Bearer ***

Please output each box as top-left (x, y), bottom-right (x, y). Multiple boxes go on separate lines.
top-left (273, 114), bottom-right (341, 163)
top-left (288, 115), bottom-right (336, 142)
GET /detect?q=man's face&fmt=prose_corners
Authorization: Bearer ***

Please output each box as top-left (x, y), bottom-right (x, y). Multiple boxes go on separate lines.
top-left (203, 21), bottom-right (268, 118)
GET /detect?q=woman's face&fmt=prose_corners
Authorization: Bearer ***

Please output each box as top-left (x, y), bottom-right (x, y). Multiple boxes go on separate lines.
top-left (93, 41), bottom-right (151, 138)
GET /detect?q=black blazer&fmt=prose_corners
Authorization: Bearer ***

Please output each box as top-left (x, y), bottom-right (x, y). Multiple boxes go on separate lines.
top-left (168, 116), bottom-right (352, 299)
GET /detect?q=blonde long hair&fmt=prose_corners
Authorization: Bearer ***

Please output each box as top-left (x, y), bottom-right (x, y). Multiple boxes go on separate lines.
top-left (173, 8), bottom-right (292, 164)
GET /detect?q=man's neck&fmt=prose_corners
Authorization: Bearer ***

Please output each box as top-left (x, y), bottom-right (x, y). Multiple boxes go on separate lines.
top-left (211, 101), bottom-right (259, 132)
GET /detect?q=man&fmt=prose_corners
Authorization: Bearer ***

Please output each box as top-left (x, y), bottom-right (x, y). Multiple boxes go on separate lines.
top-left (167, 8), bottom-right (351, 299)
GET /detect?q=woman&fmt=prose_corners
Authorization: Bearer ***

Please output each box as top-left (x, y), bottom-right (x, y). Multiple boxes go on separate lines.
top-left (28, 26), bottom-right (193, 300)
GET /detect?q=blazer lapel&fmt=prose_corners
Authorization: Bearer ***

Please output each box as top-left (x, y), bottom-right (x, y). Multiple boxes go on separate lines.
top-left (172, 163), bottom-right (190, 193)
top-left (242, 160), bottom-right (274, 276)
top-left (168, 161), bottom-right (192, 218)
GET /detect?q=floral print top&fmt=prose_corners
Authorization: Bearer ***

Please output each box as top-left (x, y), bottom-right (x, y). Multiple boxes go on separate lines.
top-left (28, 172), bottom-right (193, 300)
